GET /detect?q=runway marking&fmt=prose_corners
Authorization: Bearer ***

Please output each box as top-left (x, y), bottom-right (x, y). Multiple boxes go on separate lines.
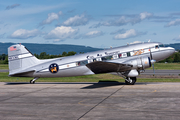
top-left (77, 85), bottom-right (125, 120)
top-left (152, 90), bottom-right (157, 92)
top-left (78, 99), bottom-right (93, 107)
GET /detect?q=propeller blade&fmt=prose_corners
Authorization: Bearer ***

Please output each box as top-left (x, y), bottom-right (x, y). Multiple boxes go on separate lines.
top-left (149, 48), bottom-right (152, 60)
top-left (150, 60), bottom-right (156, 74)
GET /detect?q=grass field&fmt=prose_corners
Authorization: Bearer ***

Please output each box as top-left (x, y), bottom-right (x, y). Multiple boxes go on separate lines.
top-left (1, 72), bottom-right (180, 83)
top-left (1, 63), bottom-right (180, 70)
top-left (0, 63), bottom-right (180, 83)
top-left (148, 63), bottom-right (180, 70)
top-left (0, 64), bottom-right (8, 69)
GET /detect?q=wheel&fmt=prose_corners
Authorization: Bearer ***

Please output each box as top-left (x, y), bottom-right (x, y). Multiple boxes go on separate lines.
top-left (125, 77), bottom-right (136, 85)
top-left (30, 80), bottom-right (35, 84)
top-left (30, 80), bottom-right (32, 84)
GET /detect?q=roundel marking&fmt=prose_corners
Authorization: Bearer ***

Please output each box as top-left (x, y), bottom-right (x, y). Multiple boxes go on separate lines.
top-left (49, 63), bottom-right (59, 73)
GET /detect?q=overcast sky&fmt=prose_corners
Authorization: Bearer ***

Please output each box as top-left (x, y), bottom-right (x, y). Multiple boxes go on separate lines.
top-left (1, 0), bottom-right (180, 48)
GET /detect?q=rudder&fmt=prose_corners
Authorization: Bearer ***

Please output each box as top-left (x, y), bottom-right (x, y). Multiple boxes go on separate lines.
top-left (8, 44), bottom-right (39, 75)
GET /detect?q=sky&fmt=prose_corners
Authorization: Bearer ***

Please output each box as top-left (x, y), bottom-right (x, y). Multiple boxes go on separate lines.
top-left (1, 0), bottom-right (180, 48)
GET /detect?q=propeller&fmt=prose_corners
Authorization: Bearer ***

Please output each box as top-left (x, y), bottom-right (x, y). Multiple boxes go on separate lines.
top-left (151, 59), bottom-right (156, 74)
top-left (149, 48), bottom-right (156, 73)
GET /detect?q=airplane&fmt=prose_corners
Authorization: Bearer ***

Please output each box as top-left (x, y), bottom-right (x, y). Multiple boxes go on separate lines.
top-left (7, 42), bottom-right (175, 85)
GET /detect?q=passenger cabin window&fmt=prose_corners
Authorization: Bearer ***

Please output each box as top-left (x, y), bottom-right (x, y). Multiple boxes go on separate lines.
top-left (88, 59), bottom-right (93, 63)
top-left (77, 60), bottom-right (88, 66)
top-left (122, 53), bottom-right (127, 57)
top-left (96, 57), bottom-right (102, 61)
top-left (93, 58), bottom-right (96, 62)
top-left (118, 54), bottom-right (122, 58)
top-left (106, 56), bottom-right (113, 60)
top-left (127, 52), bottom-right (131, 57)
top-left (101, 56), bottom-right (113, 61)
top-left (113, 55), bottom-right (118, 59)
top-left (101, 57), bottom-right (107, 61)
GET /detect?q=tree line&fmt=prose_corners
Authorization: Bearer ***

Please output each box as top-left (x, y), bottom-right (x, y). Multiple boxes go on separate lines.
top-left (0, 51), bottom-right (180, 64)
top-left (0, 51), bottom-right (77, 64)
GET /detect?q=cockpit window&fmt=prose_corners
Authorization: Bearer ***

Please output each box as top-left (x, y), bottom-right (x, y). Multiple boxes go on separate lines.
top-left (155, 45), bottom-right (159, 49)
top-left (159, 44), bottom-right (165, 47)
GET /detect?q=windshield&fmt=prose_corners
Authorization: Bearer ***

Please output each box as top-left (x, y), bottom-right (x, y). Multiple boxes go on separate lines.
top-left (159, 44), bottom-right (165, 47)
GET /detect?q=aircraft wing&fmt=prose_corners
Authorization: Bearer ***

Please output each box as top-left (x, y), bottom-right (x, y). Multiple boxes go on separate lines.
top-left (86, 61), bottom-right (133, 74)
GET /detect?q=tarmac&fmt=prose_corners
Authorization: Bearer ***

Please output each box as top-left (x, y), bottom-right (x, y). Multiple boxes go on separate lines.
top-left (0, 82), bottom-right (180, 120)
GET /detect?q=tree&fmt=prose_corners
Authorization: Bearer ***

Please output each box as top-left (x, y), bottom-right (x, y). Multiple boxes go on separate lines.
top-left (67, 51), bottom-right (76, 56)
top-left (3, 56), bottom-right (8, 64)
top-left (173, 52), bottom-right (180, 62)
top-left (62, 52), bottom-right (67, 56)
top-left (39, 52), bottom-right (48, 59)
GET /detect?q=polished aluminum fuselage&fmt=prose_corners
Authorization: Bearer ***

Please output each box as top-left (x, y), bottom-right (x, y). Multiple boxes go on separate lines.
top-left (22, 42), bottom-right (174, 78)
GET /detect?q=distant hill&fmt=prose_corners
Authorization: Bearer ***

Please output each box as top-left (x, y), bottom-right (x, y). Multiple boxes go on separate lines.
top-left (0, 42), bottom-right (179, 55)
top-left (0, 43), bottom-right (103, 55)
top-left (165, 43), bottom-right (180, 50)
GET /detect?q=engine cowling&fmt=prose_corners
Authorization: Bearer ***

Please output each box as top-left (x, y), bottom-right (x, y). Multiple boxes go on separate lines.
top-left (124, 57), bottom-right (151, 70)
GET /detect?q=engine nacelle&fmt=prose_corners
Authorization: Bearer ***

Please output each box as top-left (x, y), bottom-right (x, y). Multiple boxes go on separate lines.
top-left (127, 69), bottom-right (139, 77)
top-left (124, 57), bottom-right (151, 70)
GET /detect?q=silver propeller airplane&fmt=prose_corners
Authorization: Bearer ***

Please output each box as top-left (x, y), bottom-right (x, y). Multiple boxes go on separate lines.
top-left (8, 42), bottom-right (175, 85)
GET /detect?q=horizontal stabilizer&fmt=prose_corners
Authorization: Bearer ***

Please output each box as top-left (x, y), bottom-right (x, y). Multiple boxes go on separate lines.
top-left (86, 61), bottom-right (133, 74)
top-left (9, 70), bottom-right (35, 77)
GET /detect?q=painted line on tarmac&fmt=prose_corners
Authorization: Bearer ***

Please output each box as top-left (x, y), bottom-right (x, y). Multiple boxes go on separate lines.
top-left (77, 85), bottom-right (125, 120)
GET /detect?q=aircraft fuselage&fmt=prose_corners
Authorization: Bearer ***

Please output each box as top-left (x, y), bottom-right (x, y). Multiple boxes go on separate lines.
top-left (10, 42), bottom-right (174, 78)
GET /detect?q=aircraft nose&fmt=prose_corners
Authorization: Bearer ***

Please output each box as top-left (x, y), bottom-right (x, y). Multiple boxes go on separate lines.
top-left (169, 47), bottom-right (175, 56)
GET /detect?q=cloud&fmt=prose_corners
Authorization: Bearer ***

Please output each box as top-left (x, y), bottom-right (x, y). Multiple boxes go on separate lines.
top-left (44, 26), bottom-right (78, 41)
top-left (62, 14), bottom-right (90, 26)
top-left (40, 11), bottom-right (62, 25)
top-left (90, 12), bottom-right (153, 28)
top-left (58, 11), bottom-right (63, 15)
top-left (9, 29), bottom-right (40, 39)
top-left (90, 16), bottom-right (128, 28)
top-left (74, 31), bottom-right (104, 39)
top-left (165, 19), bottom-right (180, 27)
top-left (110, 29), bottom-right (126, 35)
top-left (113, 29), bottom-right (146, 40)
top-left (6, 4), bottom-right (20, 10)
top-left (83, 31), bottom-right (104, 38)
top-left (140, 12), bottom-right (153, 20)
top-left (173, 35), bottom-right (180, 41)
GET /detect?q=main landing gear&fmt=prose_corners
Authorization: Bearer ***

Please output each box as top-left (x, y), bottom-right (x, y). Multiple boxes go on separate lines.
top-left (117, 72), bottom-right (137, 85)
top-left (30, 77), bottom-right (39, 84)
top-left (125, 77), bottom-right (136, 85)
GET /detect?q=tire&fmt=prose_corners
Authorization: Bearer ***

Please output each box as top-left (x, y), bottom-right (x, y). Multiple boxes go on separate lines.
top-left (30, 80), bottom-right (32, 84)
top-left (30, 80), bottom-right (35, 84)
top-left (125, 77), bottom-right (136, 85)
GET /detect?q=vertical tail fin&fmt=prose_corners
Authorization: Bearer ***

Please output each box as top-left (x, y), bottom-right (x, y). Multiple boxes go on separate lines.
top-left (8, 44), bottom-right (39, 75)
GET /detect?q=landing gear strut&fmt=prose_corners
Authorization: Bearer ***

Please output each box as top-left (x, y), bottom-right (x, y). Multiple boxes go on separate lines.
top-left (125, 77), bottom-right (136, 85)
top-left (30, 77), bottom-right (39, 84)
top-left (117, 72), bottom-right (137, 85)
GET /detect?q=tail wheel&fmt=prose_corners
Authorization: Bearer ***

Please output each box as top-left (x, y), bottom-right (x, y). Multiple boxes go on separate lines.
top-left (30, 80), bottom-right (35, 84)
top-left (125, 77), bottom-right (136, 85)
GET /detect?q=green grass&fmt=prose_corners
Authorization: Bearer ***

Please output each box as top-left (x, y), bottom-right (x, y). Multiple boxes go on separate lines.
top-left (148, 63), bottom-right (180, 70)
top-left (1, 72), bottom-right (180, 83)
top-left (0, 64), bottom-right (8, 69)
